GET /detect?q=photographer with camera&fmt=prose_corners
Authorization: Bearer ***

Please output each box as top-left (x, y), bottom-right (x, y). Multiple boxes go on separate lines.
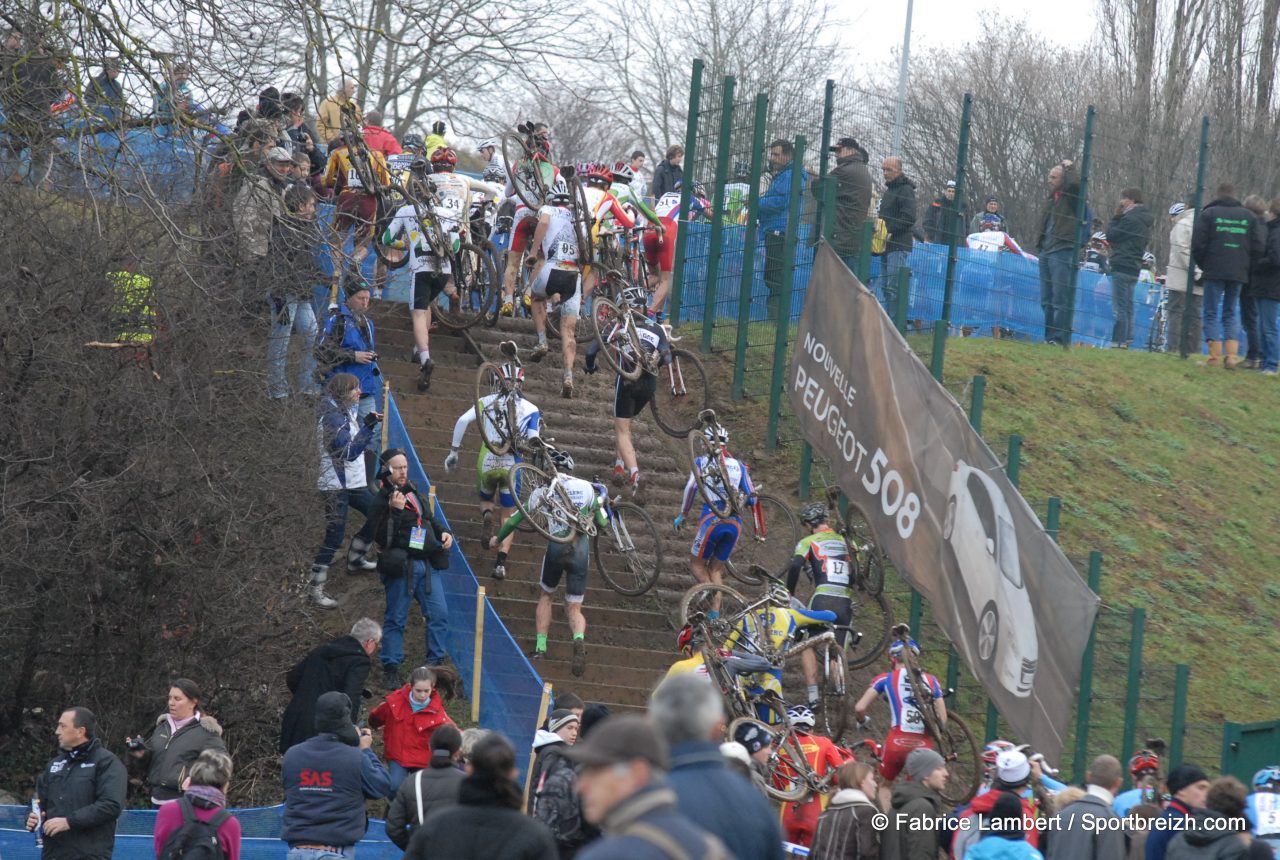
top-left (125, 679), bottom-right (227, 806)
top-left (369, 448), bottom-right (455, 689)
top-left (317, 280), bottom-right (383, 488)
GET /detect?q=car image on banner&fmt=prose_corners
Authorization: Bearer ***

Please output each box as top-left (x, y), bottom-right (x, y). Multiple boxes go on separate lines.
top-left (942, 460), bottom-right (1038, 698)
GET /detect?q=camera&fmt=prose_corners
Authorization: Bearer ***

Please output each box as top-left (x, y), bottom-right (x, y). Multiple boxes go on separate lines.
top-left (126, 736), bottom-right (146, 751)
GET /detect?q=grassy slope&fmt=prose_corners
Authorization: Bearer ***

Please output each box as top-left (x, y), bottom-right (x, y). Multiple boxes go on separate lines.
top-left (911, 338), bottom-right (1280, 724)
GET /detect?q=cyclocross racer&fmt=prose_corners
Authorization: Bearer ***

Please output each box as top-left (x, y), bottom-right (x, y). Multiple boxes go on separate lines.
top-left (854, 638), bottom-right (947, 786)
top-left (527, 177), bottom-right (584, 398)
top-left (647, 179), bottom-right (711, 322)
top-left (785, 502), bottom-right (857, 709)
top-left (499, 122), bottom-right (559, 317)
top-left (674, 421), bottom-right (760, 594)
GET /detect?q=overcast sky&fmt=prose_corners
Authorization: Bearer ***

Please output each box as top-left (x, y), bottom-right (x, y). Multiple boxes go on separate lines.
top-left (839, 0), bottom-right (1098, 81)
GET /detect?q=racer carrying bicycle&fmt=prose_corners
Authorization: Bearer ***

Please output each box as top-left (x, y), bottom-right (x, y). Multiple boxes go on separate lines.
top-left (609, 161), bottom-right (664, 235)
top-left (1113, 748), bottom-right (1163, 817)
top-left (853, 637), bottom-right (947, 792)
top-left (647, 178), bottom-right (711, 322)
top-left (490, 447), bottom-right (607, 677)
top-left (583, 284), bottom-right (672, 500)
top-left (323, 127), bottom-right (391, 298)
top-left (444, 358), bottom-right (541, 581)
top-left (579, 163), bottom-right (636, 298)
top-left (526, 177), bottom-right (585, 398)
top-left (674, 420), bottom-right (760, 596)
top-left (781, 705), bottom-right (852, 849)
top-left (499, 121), bottom-right (559, 317)
top-left (785, 501), bottom-right (860, 709)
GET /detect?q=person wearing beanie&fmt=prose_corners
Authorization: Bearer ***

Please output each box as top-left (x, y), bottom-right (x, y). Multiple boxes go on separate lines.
top-left (578, 704), bottom-right (610, 739)
top-left (967, 791), bottom-right (1043, 860)
top-left (531, 708), bottom-right (597, 858)
top-left (1146, 764), bottom-right (1211, 860)
top-left (1046, 754), bottom-right (1125, 860)
top-left (527, 710), bottom-right (580, 814)
top-left (281, 692), bottom-right (391, 856)
top-left (1166, 775), bottom-right (1271, 860)
top-left (954, 750), bottom-right (1043, 859)
top-left (731, 720), bottom-right (774, 798)
top-left (885, 747), bottom-right (948, 860)
top-left (385, 724), bottom-right (466, 849)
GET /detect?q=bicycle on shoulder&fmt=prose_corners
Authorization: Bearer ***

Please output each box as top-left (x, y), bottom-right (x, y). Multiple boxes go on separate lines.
top-left (508, 437), bottom-right (601, 544)
top-left (591, 479), bottom-right (663, 596)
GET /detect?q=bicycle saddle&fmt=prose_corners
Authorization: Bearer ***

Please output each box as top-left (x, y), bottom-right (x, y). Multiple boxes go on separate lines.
top-left (793, 606), bottom-right (839, 624)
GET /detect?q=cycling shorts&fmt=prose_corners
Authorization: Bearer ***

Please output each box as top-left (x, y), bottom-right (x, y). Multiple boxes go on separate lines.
top-left (879, 726), bottom-right (934, 781)
top-left (643, 227), bottom-right (677, 273)
top-left (411, 271), bottom-right (450, 310)
top-left (690, 512), bottom-right (741, 562)
top-left (509, 206), bottom-right (539, 253)
top-left (808, 592), bottom-right (853, 647)
top-left (335, 191), bottom-right (378, 239)
top-left (533, 266), bottom-right (581, 318)
top-left (614, 373), bottom-right (657, 420)
top-left (540, 537), bottom-right (590, 602)
top-left (475, 446), bottom-right (516, 508)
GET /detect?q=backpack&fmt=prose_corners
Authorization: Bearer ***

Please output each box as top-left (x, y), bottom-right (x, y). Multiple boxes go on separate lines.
top-left (871, 217), bottom-right (889, 255)
top-left (158, 797), bottom-right (230, 860)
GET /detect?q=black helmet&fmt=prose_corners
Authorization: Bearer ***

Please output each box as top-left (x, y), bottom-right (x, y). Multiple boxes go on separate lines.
top-left (799, 502), bottom-right (828, 526)
top-left (402, 132), bottom-right (425, 152)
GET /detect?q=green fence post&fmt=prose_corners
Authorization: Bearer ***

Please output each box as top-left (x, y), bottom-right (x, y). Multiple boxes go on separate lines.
top-left (1046, 497), bottom-right (1061, 542)
top-left (1120, 607), bottom-right (1147, 790)
top-left (857, 221), bottom-right (874, 286)
top-left (732, 92), bottom-right (769, 401)
top-left (929, 320), bottom-right (947, 380)
top-left (941, 93), bottom-right (973, 323)
top-left (894, 267), bottom-right (911, 334)
top-left (669, 58), bottom-right (705, 327)
top-left (766, 134), bottom-right (807, 450)
top-left (799, 444), bottom-right (813, 499)
top-left (1169, 663), bottom-right (1190, 768)
top-left (822, 176), bottom-right (837, 242)
top-left (804, 176), bottom-right (839, 496)
top-left (970, 375), bottom-right (986, 431)
top-left (814, 79), bottom-right (835, 242)
top-left (985, 702), bottom-right (1000, 745)
top-left (1060, 105), bottom-right (1095, 349)
top-left (701, 76), bottom-right (737, 353)
top-left (1179, 118), bottom-right (1210, 358)
top-left (908, 592), bottom-right (923, 639)
top-left (1073, 551), bottom-right (1103, 782)
top-left (946, 647), bottom-right (960, 707)
top-left (1006, 435), bottom-right (1023, 487)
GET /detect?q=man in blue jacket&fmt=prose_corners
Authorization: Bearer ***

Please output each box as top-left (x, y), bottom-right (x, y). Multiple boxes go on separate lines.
top-left (282, 691), bottom-right (391, 860)
top-left (759, 138), bottom-right (808, 320)
top-left (649, 674), bottom-right (784, 860)
top-left (318, 281), bottom-right (383, 488)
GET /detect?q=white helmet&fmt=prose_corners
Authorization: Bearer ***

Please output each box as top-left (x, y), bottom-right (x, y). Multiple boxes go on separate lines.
top-left (477, 137), bottom-right (499, 151)
top-left (787, 705), bottom-right (816, 730)
top-left (704, 423), bottom-right (729, 445)
top-left (548, 176), bottom-right (572, 204)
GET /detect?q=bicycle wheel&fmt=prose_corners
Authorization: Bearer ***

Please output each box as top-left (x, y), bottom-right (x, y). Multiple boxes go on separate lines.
top-left (509, 463), bottom-right (577, 545)
top-left (590, 299), bottom-right (646, 382)
top-left (687, 432), bottom-right (738, 521)
top-left (650, 348), bottom-right (711, 437)
top-left (568, 174), bottom-right (593, 259)
top-left (727, 493), bottom-right (800, 585)
top-left (546, 298), bottom-right (594, 344)
top-left (847, 514), bottom-right (886, 597)
top-left (846, 589), bottom-right (893, 671)
top-left (935, 712), bottom-right (981, 805)
top-left (678, 583), bottom-right (750, 632)
top-left (501, 132), bottom-right (547, 211)
top-left (593, 501), bottom-right (662, 596)
top-left (370, 206), bottom-right (413, 270)
top-left (761, 727), bottom-right (816, 803)
top-left (474, 363), bottom-right (516, 456)
top-left (435, 243), bottom-right (495, 331)
top-left (818, 644), bottom-right (852, 742)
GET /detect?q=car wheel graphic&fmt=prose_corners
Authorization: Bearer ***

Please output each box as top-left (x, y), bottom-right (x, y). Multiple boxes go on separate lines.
top-left (942, 496), bottom-right (957, 540)
top-left (977, 602), bottom-right (998, 664)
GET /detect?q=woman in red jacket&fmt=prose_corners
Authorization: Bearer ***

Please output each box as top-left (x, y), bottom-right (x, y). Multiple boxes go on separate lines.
top-left (370, 666), bottom-right (458, 790)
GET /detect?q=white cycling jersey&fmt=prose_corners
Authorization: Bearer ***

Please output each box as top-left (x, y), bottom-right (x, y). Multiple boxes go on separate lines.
top-left (530, 475), bottom-right (601, 539)
top-left (430, 173), bottom-right (503, 235)
top-left (451, 392), bottom-right (542, 450)
top-left (539, 204), bottom-right (580, 270)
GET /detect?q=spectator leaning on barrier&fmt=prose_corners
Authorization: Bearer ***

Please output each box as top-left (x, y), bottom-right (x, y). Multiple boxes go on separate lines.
top-left (823, 136), bottom-right (873, 273)
top-left (127, 679), bottom-right (227, 806)
top-left (27, 707), bottom-right (127, 860)
top-left (1148, 764), bottom-right (1213, 860)
top-left (971, 197), bottom-right (1006, 234)
top-left (651, 145), bottom-right (683, 203)
top-left (1166, 202), bottom-right (1203, 349)
top-left (1045, 754), bottom-right (1124, 860)
top-left (282, 691), bottom-right (391, 860)
top-left (1105, 187), bottom-right (1154, 349)
top-left (1036, 158), bottom-right (1082, 345)
top-left (385, 724), bottom-right (466, 850)
top-left (154, 749), bottom-right (242, 860)
top-left (570, 715), bottom-right (731, 860)
top-left (1166, 776), bottom-right (1271, 860)
top-left (923, 179), bottom-right (968, 247)
top-left (760, 138), bottom-right (809, 319)
top-left (650, 673), bottom-right (785, 860)
top-left (279, 618), bottom-right (382, 754)
top-left (1251, 198), bottom-right (1280, 376)
top-left (809, 760), bottom-right (881, 860)
top-left (878, 155), bottom-right (917, 310)
top-left (885, 747), bottom-right (949, 860)
top-left (1192, 183), bottom-right (1266, 368)
top-left (318, 77), bottom-right (360, 145)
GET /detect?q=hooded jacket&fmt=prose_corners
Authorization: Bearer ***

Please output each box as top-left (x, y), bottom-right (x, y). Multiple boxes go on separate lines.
top-left (139, 713), bottom-right (227, 803)
top-left (953, 786), bottom-right (1041, 857)
top-left (1191, 197), bottom-right (1265, 284)
top-left (1165, 809), bottom-right (1248, 860)
top-left (885, 778), bottom-right (944, 860)
top-left (822, 152), bottom-right (873, 255)
top-left (279, 635), bottom-right (372, 754)
top-left (1046, 792), bottom-right (1124, 860)
top-left (968, 835), bottom-right (1046, 860)
top-left (531, 743), bottom-right (596, 858)
top-left (1106, 204), bottom-right (1155, 276)
top-left (35, 738), bottom-right (128, 860)
top-left (405, 775), bottom-right (559, 860)
top-left (369, 686), bottom-right (455, 769)
top-left (317, 303), bottom-right (381, 399)
top-left (1036, 165), bottom-right (1082, 254)
top-left (1166, 209), bottom-right (1202, 295)
top-left (810, 787), bottom-right (880, 860)
top-left (879, 174), bottom-right (918, 254)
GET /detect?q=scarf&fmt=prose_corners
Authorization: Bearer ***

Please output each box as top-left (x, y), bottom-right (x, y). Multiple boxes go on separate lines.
top-left (185, 784), bottom-right (227, 809)
top-left (409, 693), bottom-right (432, 714)
top-left (166, 712), bottom-right (200, 734)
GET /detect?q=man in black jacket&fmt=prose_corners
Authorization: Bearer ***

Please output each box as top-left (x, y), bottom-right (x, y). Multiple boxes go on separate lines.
top-left (650, 145), bottom-right (683, 203)
top-left (27, 707), bottom-right (127, 860)
top-left (1036, 159), bottom-right (1083, 344)
top-left (1105, 187), bottom-right (1154, 349)
top-left (823, 137), bottom-right (872, 274)
top-left (922, 180), bottom-right (967, 247)
top-left (878, 156), bottom-right (917, 308)
top-left (1192, 182), bottom-right (1266, 367)
top-left (280, 618), bottom-right (382, 753)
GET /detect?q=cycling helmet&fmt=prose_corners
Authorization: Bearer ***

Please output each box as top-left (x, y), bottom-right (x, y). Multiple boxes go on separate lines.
top-left (888, 637), bottom-right (920, 659)
top-left (1168, 202), bottom-right (1187, 217)
top-left (733, 160), bottom-right (751, 180)
top-left (548, 447), bottom-right (575, 473)
top-left (621, 284), bottom-right (648, 309)
top-left (549, 176), bottom-right (572, 204)
top-left (799, 501), bottom-right (828, 526)
top-left (676, 624), bottom-right (699, 653)
top-left (982, 739), bottom-right (1017, 766)
top-left (1253, 766), bottom-right (1280, 790)
top-left (703, 422), bottom-right (729, 446)
top-left (585, 162), bottom-right (614, 187)
top-left (612, 161), bottom-right (634, 184)
top-left (1142, 251), bottom-right (1156, 267)
top-left (787, 705), bottom-right (817, 730)
top-left (401, 132), bottom-right (425, 153)
top-left (477, 137), bottom-right (499, 152)
top-left (691, 180), bottom-right (707, 198)
top-left (497, 362), bottom-right (524, 386)
top-left (430, 146), bottom-right (457, 171)
top-left (1129, 749), bottom-right (1161, 777)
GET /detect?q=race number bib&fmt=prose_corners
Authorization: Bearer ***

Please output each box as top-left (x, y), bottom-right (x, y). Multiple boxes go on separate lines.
top-left (1258, 794), bottom-right (1280, 836)
top-left (346, 167), bottom-right (364, 189)
top-left (825, 557), bottom-right (851, 586)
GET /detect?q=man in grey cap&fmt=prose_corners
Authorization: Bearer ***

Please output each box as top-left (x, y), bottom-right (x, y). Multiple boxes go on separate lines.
top-left (821, 136), bottom-right (872, 274)
top-left (568, 715), bottom-right (731, 860)
top-left (886, 747), bottom-right (949, 860)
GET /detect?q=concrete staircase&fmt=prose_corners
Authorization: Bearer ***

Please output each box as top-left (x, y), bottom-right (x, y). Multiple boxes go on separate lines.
top-left (371, 304), bottom-right (696, 711)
